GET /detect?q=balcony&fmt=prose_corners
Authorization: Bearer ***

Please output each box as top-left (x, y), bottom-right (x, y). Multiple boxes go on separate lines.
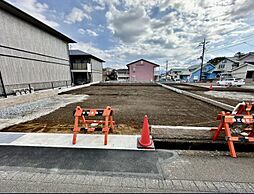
top-left (71, 62), bottom-right (91, 72)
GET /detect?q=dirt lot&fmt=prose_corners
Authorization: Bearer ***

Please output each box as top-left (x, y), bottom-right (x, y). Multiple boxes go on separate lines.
top-left (2, 84), bottom-right (222, 134)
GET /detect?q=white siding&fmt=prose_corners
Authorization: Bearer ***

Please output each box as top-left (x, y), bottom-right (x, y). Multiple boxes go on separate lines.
top-left (0, 8), bottom-right (71, 92)
top-left (238, 55), bottom-right (254, 65)
top-left (91, 58), bottom-right (103, 82)
top-left (232, 65), bottom-right (248, 79)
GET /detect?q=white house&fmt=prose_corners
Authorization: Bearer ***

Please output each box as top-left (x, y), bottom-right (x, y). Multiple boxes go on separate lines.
top-left (232, 62), bottom-right (254, 81)
top-left (214, 57), bottom-right (239, 73)
top-left (236, 52), bottom-right (254, 66)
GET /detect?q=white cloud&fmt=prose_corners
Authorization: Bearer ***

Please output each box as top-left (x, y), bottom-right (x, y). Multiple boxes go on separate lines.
top-left (71, 42), bottom-right (111, 62)
top-left (102, 0), bottom-right (254, 68)
top-left (106, 5), bottom-right (152, 43)
top-left (78, 28), bottom-right (98, 37)
top-left (7, 0), bottom-right (59, 27)
top-left (65, 7), bottom-right (91, 24)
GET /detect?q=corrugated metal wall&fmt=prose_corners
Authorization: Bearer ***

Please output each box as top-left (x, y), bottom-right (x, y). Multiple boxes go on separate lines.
top-left (91, 58), bottom-right (103, 82)
top-left (0, 8), bottom-right (71, 94)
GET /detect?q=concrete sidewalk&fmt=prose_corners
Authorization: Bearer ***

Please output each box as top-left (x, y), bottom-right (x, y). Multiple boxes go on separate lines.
top-left (0, 147), bottom-right (253, 193)
top-left (0, 132), bottom-right (148, 150)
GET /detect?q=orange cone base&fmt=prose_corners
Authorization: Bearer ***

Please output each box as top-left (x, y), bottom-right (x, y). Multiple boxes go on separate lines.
top-left (137, 137), bottom-right (155, 149)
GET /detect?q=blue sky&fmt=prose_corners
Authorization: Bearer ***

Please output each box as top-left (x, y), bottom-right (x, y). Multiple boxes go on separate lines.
top-left (6, 0), bottom-right (254, 70)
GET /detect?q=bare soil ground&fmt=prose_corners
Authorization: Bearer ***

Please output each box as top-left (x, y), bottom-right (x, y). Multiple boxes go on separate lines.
top-left (2, 84), bottom-right (222, 134)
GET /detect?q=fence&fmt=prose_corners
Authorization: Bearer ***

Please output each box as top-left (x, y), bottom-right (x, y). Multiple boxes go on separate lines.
top-left (0, 79), bottom-right (72, 97)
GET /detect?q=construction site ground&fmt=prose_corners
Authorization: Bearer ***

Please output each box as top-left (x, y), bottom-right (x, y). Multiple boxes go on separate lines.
top-left (0, 83), bottom-right (254, 192)
top-left (1, 83), bottom-right (223, 134)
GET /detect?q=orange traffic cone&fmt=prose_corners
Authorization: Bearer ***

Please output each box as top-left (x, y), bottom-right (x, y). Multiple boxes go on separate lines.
top-left (137, 115), bottom-right (154, 149)
top-left (210, 83), bottom-right (213, 91)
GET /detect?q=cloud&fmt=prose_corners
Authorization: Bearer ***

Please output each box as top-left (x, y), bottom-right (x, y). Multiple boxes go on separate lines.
top-left (106, 5), bottom-right (151, 43)
top-left (6, 0), bottom-right (59, 27)
top-left (78, 28), bottom-right (98, 37)
top-left (101, 0), bottom-right (254, 68)
top-left (71, 42), bottom-right (111, 62)
top-left (65, 7), bottom-right (91, 24)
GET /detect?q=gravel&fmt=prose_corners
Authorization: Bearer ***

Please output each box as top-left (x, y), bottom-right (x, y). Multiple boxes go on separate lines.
top-left (0, 94), bottom-right (88, 130)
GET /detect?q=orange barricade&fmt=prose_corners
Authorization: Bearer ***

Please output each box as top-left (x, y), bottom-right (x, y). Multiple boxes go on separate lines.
top-left (72, 106), bottom-right (115, 145)
top-left (212, 102), bottom-right (254, 158)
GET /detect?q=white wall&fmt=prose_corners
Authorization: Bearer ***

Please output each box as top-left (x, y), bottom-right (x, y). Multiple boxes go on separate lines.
top-left (0, 8), bottom-right (71, 91)
top-left (238, 55), bottom-right (254, 65)
top-left (232, 65), bottom-right (248, 79)
top-left (215, 59), bottom-right (234, 72)
top-left (90, 58), bottom-right (103, 82)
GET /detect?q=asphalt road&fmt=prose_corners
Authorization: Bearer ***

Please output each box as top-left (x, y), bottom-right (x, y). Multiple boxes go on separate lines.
top-left (0, 146), bottom-right (254, 192)
top-left (0, 146), bottom-right (173, 175)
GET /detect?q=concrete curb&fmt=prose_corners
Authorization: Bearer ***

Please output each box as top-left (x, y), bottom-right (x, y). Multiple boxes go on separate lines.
top-left (58, 81), bottom-right (100, 94)
top-left (151, 125), bottom-right (213, 131)
top-left (158, 83), bottom-right (234, 112)
top-left (0, 132), bottom-right (155, 151)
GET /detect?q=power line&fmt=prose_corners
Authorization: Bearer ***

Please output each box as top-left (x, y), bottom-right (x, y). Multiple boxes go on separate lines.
top-left (207, 35), bottom-right (254, 53)
top-left (243, 42), bottom-right (254, 47)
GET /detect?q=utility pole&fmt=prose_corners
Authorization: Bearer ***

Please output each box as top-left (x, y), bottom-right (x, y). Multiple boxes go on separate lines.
top-left (199, 38), bottom-right (208, 82)
top-left (166, 60), bottom-right (168, 82)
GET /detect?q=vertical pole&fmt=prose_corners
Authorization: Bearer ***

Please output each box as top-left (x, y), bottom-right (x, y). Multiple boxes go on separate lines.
top-left (66, 80), bottom-right (68, 88)
top-left (200, 38), bottom-right (206, 82)
top-left (51, 82), bottom-right (54, 89)
top-left (0, 71), bottom-right (7, 98)
top-left (166, 60), bottom-right (168, 82)
top-left (28, 84), bottom-right (32, 93)
top-left (224, 122), bottom-right (237, 158)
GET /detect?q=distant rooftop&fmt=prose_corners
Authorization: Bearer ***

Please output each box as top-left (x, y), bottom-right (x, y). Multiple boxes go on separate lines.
top-left (126, 59), bottom-right (160, 67)
top-left (69, 49), bottom-right (105, 62)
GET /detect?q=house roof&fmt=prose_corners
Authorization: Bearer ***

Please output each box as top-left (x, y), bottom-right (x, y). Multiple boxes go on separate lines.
top-left (232, 62), bottom-right (254, 71)
top-left (116, 69), bottom-right (128, 73)
top-left (126, 59), bottom-right (160, 67)
top-left (69, 50), bottom-right (105, 62)
top-left (225, 57), bottom-right (239, 64)
top-left (0, 0), bottom-right (76, 43)
top-left (188, 64), bottom-right (199, 70)
top-left (179, 69), bottom-right (191, 76)
top-left (169, 68), bottom-right (186, 72)
top-left (191, 63), bottom-right (215, 74)
top-left (238, 52), bottom-right (254, 61)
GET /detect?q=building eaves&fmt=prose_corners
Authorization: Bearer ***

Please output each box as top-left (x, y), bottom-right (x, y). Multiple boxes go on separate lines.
top-left (238, 52), bottom-right (254, 61)
top-left (232, 62), bottom-right (254, 71)
top-left (0, 0), bottom-right (76, 43)
top-left (126, 59), bottom-right (160, 67)
top-left (69, 49), bottom-right (105, 62)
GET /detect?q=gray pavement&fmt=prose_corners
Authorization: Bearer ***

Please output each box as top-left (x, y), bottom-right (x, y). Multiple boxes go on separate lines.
top-left (0, 146), bottom-right (254, 193)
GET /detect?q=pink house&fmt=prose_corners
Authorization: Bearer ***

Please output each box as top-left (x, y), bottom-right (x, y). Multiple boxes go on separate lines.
top-left (126, 59), bottom-right (160, 81)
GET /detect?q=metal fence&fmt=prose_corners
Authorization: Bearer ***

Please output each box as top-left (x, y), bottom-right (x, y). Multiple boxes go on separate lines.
top-left (0, 79), bottom-right (72, 97)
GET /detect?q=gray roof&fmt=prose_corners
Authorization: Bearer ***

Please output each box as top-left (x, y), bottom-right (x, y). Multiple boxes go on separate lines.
top-left (69, 49), bottom-right (105, 62)
top-left (0, 0), bottom-right (75, 43)
top-left (69, 50), bottom-right (90, 56)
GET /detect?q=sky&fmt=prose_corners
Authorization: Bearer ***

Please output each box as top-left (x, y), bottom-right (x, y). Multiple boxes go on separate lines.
top-left (6, 0), bottom-right (254, 70)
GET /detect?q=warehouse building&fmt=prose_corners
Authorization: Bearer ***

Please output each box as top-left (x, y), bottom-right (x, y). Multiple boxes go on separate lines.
top-left (69, 50), bottom-right (104, 85)
top-left (0, 0), bottom-right (75, 96)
